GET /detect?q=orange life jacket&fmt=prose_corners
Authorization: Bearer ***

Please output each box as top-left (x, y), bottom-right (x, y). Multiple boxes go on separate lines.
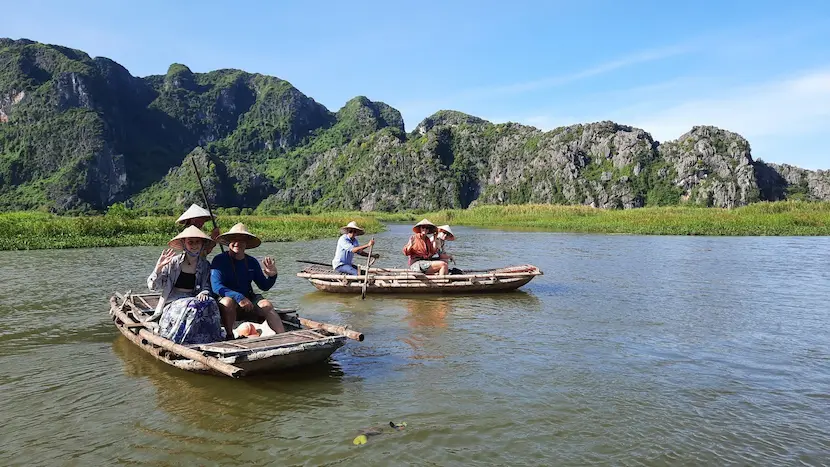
top-left (402, 234), bottom-right (435, 265)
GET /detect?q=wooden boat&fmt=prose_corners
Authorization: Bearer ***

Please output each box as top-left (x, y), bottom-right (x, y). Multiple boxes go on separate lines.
top-left (108, 291), bottom-right (364, 378)
top-left (296, 263), bottom-right (543, 294)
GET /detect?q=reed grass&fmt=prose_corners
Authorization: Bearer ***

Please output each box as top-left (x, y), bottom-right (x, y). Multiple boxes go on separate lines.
top-left (0, 212), bottom-right (384, 250)
top-left (413, 201), bottom-right (830, 236)
top-left (1, 201), bottom-right (827, 250)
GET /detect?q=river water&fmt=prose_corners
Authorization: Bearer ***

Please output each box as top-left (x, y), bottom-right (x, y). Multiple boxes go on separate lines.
top-left (1, 224), bottom-right (830, 466)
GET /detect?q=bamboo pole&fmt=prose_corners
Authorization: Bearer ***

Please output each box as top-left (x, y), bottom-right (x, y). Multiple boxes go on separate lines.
top-left (297, 317), bottom-right (364, 342)
top-left (111, 306), bottom-right (245, 378)
top-left (191, 158), bottom-right (226, 255)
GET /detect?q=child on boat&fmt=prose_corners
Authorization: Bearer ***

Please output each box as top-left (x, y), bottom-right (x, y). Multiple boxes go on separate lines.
top-left (432, 225), bottom-right (455, 263)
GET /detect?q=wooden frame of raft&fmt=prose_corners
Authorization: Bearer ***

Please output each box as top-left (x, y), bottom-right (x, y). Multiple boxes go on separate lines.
top-left (109, 292), bottom-right (363, 378)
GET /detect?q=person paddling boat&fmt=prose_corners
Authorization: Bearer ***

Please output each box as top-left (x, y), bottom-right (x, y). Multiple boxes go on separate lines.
top-left (332, 221), bottom-right (379, 275)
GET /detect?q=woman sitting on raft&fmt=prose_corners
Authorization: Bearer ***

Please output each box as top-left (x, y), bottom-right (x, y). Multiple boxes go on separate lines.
top-left (146, 226), bottom-right (226, 344)
top-left (402, 219), bottom-right (448, 276)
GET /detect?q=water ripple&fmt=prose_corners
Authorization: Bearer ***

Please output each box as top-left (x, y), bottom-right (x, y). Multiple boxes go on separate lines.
top-left (2, 233), bottom-right (830, 465)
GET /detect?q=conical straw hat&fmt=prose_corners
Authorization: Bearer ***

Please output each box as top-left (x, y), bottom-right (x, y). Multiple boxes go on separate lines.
top-left (217, 222), bottom-right (262, 248)
top-left (176, 204), bottom-right (212, 224)
top-left (437, 225), bottom-right (455, 241)
top-left (233, 322), bottom-right (262, 338)
top-left (340, 221), bottom-right (365, 235)
top-left (412, 218), bottom-right (437, 233)
top-left (168, 225), bottom-right (217, 250)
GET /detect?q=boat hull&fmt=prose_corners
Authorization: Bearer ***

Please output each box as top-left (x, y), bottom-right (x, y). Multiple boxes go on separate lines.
top-left (109, 292), bottom-right (354, 378)
top-left (296, 264), bottom-right (543, 294)
top-left (306, 276), bottom-right (535, 294)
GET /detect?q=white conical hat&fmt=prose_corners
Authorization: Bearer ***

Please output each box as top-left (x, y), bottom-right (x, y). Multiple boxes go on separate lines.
top-left (340, 221), bottom-right (365, 235)
top-left (412, 218), bottom-right (437, 233)
top-left (217, 222), bottom-right (262, 249)
top-left (176, 204), bottom-right (212, 224)
top-left (167, 225), bottom-right (217, 250)
top-left (437, 225), bottom-right (455, 241)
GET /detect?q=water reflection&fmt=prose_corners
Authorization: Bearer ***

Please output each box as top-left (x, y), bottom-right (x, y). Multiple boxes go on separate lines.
top-left (399, 298), bottom-right (451, 364)
top-left (112, 336), bottom-right (347, 430)
top-left (298, 290), bottom-right (387, 311)
top-left (404, 298), bottom-right (451, 329)
top-left (6, 231), bottom-right (830, 466)
top-left (449, 290), bottom-right (544, 319)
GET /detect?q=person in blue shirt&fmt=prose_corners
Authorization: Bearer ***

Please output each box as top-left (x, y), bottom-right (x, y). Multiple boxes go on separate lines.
top-left (332, 221), bottom-right (378, 275)
top-left (210, 222), bottom-right (285, 338)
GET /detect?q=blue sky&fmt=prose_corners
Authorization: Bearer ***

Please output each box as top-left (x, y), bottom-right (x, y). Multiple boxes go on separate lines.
top-left (5, 0), bottom-right (830, 169)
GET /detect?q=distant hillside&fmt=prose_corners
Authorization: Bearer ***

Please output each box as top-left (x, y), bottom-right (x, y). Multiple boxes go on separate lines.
top-left (0, 38), bottom-right (827, 214)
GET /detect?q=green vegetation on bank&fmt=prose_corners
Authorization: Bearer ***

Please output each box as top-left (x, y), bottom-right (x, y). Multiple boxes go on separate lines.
top-left (0, 201), bottom-right (827, 250)
top-left (407, 201), bottom-right (830, 236)
top-left (0, 209), bottom-right (383, 250)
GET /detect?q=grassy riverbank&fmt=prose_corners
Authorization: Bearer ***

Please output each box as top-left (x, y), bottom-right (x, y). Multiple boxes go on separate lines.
top-left (399, 201), bottom-right (830, 236)
top-left (0, 211), bottom-right (384, 250)
top-left (1, 201), bottom-right (827, 250)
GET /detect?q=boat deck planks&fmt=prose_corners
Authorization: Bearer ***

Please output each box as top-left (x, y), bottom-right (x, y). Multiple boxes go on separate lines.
top-left (197, 330), bottom-right (331, 354)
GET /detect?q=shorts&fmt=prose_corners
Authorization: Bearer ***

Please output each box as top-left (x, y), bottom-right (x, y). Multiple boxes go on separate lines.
top-left (235, 293), bottom-right (267, 323)
top-left (409, 260), bottom-right (432, 273)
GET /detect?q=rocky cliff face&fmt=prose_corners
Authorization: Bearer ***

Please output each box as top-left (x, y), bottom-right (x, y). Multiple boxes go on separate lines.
top-left (765, 163), bottom-right (830, 201)
top-left (472, 120), bottom-right (657, 209)
top-left (657, 126), bottom-right (759, 208)
top-left (0, 38), bottom-right (826, 213)
top-left (256, 117), bottom-right (761, 212)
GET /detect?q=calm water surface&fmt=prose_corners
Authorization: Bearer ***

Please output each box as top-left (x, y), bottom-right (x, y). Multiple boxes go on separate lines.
top-left (1, 224), bottom-right (830, 466)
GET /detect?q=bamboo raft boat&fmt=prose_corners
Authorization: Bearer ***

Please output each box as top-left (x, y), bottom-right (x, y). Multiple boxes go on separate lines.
top-left (296, 263), bottom-right (543, 294)
top-left (108, 291), bottom-right (364, 378)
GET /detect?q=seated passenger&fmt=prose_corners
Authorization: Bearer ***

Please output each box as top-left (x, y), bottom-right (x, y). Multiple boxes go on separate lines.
top-left (147, 226), bottom-right (226, 344)
top-left (176, 203), bottom-right (221, 255)
top-left (402, 219), bottom-right (448, 276)
top-left (432, 224), bottom-right (455, 264)
top-left (332, 221), bottom-right (378, 275)
top-left (210, 223), bottom-right (286, 338)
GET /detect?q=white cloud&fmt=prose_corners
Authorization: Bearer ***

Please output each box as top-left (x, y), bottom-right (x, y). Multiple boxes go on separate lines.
top-left (456, 43), bottom-right (697, 99)
top-left (497, 68), bottom-right (830, 169)
top-left (626, 68), bottom-right (830, 142)
top-left (395, 41), bottom-right (699, 120)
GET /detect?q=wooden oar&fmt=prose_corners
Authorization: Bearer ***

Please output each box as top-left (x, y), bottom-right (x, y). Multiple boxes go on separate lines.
top-left (271, 307), bottom-right (365, 342)
top-left (191, 157), bottom-right (244, 284)
top-left (361, 237), bottom-right (374, 300)
top-left (296, 259), bottom-right (372, 275)
top-left (295, 260), bottom-right (332, 268)
top-left (191, 158), bottom-right (224, 254)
